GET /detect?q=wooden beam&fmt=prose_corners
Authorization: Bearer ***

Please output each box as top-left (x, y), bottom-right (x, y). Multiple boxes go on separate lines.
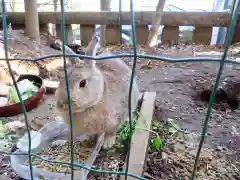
top-left (121, 92), bottom-right (156, 179)
top-left (2, 11), bottom-right (235, 27)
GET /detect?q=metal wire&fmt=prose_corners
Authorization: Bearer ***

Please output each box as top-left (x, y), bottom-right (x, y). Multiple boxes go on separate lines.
top-left (59, 0), bottom-right (74, 179)
top-left (125, 0), bottom-right (138, 179)
top-left (0, 55), bottom-right (239, 64)
top-left (0, 0), bottom-right (240, 179)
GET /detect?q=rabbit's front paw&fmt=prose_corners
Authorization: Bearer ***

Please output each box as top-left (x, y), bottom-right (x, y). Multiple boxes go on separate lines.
top-left (103, 135), bottom-right (116, 149)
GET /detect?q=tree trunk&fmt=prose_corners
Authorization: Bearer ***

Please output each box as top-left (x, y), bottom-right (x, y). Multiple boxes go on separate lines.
top-left (147, 0), bottom-right (166, 47)
top-left (24, 0), bottom-right (40, 43)
top-left (52, 0), bottom-right (58, 36)
top-left (12, 0), bottom-right (16, 12)
top-left (100, 0), bottom-right (111, 47)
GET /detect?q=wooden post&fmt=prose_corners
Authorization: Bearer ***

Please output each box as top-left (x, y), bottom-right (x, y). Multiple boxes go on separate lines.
top-left (136, 25), bottom-right (149, 45)
top-left (24, 0), bottom-right (40, 43)
top-left (106, 25), bottom-right (120, 44)
top-left (80, 25), bottom-right (95, 46)
top-left (232, 26), bottom-right (240, 44)
top-left (193, 27), bottom-right (213, 45)
top-left (56, 24), bottom-right (61, 38)
top-left (231, 16), bottom-right (240, 44)
top-left (161, 26), bottom-right (179, 45)
top-left (100, 0), bottom-right (111, 47)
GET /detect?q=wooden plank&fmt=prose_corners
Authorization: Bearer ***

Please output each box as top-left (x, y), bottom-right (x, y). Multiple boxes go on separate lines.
top-left (2, 11), bottom-right (234, 27)
top-left (106, 25), bottom-right (120, 45)
top-left (193, 27), bottom-right (213, 45)
top-left (136, 25), bottom-right (149, 45)
top-left (161, 26), bottom-right (179, 45)
top-left (80, 25), bottom-right (95, 46)
top-left (121, 92), bottom-right (156, 180)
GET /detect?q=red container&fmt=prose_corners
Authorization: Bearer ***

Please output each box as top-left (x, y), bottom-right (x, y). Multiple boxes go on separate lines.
top-left (0, 74), bottom-right (45, 117)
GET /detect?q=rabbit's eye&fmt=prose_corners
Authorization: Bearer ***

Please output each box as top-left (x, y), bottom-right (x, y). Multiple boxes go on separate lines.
top-left (79, 79), bottom-right (87, 88)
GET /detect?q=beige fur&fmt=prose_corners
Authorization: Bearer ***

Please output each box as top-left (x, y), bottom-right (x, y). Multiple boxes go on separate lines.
top-left (55, 36), bottom-right (139, 148)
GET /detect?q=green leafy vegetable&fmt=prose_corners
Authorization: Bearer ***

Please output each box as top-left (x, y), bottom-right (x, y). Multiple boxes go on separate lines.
top-left (116, 111), bottom-right (138, 142)
top-left (9, 86), bottom-right (38, 103)
top-left (8, 79), bottom-right (39, 103)
top-left (151, 135), bottom-right (162, 150)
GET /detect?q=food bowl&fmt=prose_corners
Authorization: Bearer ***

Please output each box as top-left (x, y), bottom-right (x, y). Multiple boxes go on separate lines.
top-left (11, 120), bottom-right (104, 180)
top-left (0, 74), bottom-right (45, 117)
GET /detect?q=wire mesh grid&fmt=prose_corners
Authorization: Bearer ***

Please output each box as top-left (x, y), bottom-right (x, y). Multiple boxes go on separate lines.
top-left (0, 0), bottom-right (240, 179)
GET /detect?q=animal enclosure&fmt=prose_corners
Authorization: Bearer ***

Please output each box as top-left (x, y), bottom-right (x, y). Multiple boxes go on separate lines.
top-left (0, 0), bottom-right (240, 180)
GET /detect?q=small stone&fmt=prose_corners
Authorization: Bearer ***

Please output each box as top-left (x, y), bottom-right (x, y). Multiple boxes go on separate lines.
top-left (162, 152), bottom-right (168, 160)
top-left (207, 132), bottom-right (212, 136)
top-left (216, 145), bottom-right (223, 152)
top-left (223, 124), bottom-right (228, 128)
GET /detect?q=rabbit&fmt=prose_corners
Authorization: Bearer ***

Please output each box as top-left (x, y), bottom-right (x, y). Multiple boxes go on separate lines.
top-left (55, 35), bottom-right (140, 149)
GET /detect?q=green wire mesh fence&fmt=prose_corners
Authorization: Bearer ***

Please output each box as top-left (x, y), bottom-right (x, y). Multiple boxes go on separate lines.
top-left (1, 0), bottom-right (240, 179)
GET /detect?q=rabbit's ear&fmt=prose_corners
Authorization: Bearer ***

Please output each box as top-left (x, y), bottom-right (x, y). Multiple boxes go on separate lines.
top-left (85, 35), bottom-right (100, 56)
top-left (84, 35), bottom-right (100, 68)
top-left (83, 59), bottom-right (96, 68)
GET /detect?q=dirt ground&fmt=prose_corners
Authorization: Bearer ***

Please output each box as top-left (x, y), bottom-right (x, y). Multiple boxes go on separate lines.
top-left (89, 45), bottom-right (240, 180)
top-left (136, 47), bottom-right (240, 180)
top-left (0, 31), bottom-right (240, 179)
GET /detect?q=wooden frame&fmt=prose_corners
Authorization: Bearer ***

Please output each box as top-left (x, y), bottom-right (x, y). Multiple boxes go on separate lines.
top-left (121, 92), bottom-right (156, 179)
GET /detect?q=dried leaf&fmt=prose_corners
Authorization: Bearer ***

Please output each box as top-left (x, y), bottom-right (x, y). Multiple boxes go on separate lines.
top-left (0, 121), bottom-right (5, 139)
top-left (168, 127), bottom-right (177, 135)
